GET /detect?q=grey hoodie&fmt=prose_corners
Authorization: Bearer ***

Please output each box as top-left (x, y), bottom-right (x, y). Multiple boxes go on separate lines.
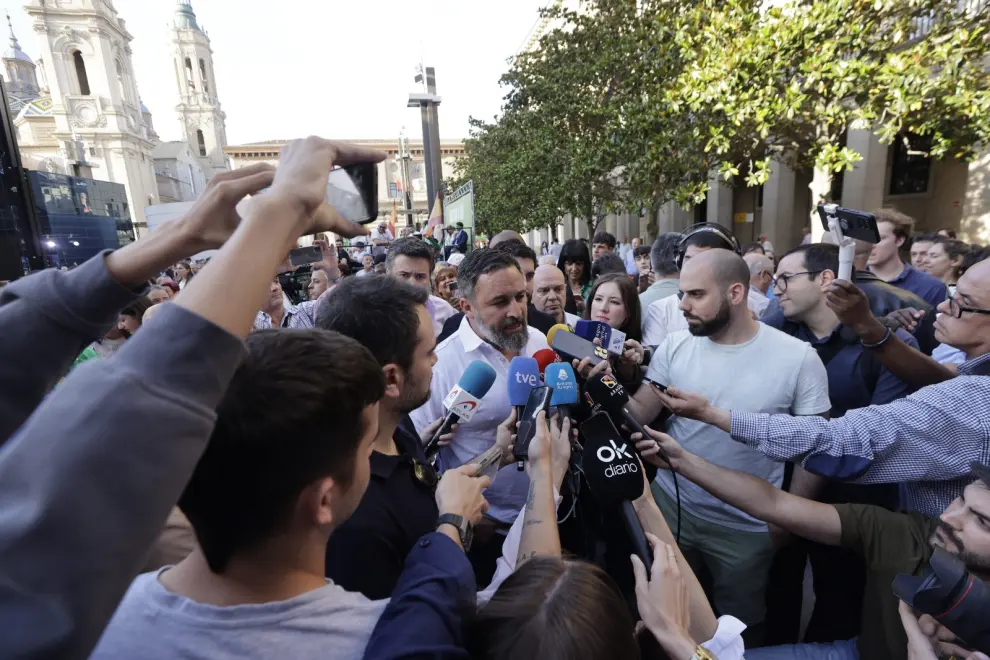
top-left (0, 253), bottom-right (246, 659)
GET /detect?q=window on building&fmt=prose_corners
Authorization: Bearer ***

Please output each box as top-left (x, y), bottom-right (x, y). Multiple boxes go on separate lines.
top-left (72, 50), bottom-right (90, 95)
top-left (184, 57), bottom-right (195, 91)
top-left (889, 132), bottom-right (932, 196)
top-left (199, 58), bottom-right (209, 94)
top-left (196, 129), bottom-right (207, 157)
top-left (188, 164), bottom-right (196, 194)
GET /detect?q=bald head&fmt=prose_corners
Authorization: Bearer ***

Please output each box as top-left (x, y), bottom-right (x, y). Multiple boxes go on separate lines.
top-left (743, 252), bottom-right (774, 278)
top-left (685, 248), bottom-right (751, 295)
top-left (490, 230), bottom-right (524, 247)
top-left (532, 264), bottom-right (567, 323)
top-left (142, 301), bottom-right (167, 324)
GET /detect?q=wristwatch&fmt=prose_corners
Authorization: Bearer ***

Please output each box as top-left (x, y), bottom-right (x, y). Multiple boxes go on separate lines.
top-left (437, 513), bottom-right (473, 551)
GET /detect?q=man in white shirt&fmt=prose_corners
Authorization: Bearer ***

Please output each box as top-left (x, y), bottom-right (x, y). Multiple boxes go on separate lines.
top-left (373, 223), bottom-right (394, 246)
top-left (643, 234), bottom-right (765, 346)
top-left (743, 252), bottom-right (774, 317)
top-left (626, 249), bottom-right (831, 642)
top-left (410, 249), bottom-right (550, 575)
top-left (532, 264), bottom-right (580, 328)
top-left (385, 237), bottom-right (455, 336)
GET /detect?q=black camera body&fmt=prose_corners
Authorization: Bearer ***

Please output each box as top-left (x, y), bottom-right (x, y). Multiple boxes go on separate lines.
top-left (893, 547), bottom-right (990, 655)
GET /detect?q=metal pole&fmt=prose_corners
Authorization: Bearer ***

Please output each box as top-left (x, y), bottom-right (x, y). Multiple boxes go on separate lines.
top-left (0, 77), bottom-right (44, 276)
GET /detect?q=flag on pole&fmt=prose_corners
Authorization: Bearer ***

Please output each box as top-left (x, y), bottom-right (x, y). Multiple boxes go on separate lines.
top-left (424, 192), bottom-right (443, 238)
top-left (389, 201), bottom-right (398, 237)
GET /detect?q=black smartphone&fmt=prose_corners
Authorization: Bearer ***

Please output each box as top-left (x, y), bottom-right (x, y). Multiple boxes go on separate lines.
top-left (551, 330), bottom-right (608, 366)
top-left (514, 385), bottom-right (553, 463)
top-left (817, 205), bottom-right (880, 243)
top-left (326, 162), bottom-right (379, 225)
top-left (289, 245), bottom-right (323, 266)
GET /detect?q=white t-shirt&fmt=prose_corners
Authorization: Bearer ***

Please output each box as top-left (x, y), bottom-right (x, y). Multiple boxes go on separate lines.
top-left (646, 326), bottom-right (831, 531)
top-left (642, 291), bottom-right (766, 347)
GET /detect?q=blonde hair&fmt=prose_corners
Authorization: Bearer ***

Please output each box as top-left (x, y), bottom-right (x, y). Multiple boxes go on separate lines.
top-left (873, 208), bottom-right (915, 242)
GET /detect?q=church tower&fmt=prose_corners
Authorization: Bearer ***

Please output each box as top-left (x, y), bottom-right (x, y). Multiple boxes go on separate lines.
top-left (24, 0), bottom-right (159, 233)
top-left (172, 0), bottom-right (227, 177)
top-left (3, 12), bottom-right (39, 96)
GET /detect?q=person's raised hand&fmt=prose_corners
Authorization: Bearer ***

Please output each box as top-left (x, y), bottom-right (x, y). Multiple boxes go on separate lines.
top-left (548, 413), bottom-right (573, 487)
top-left (634, 425), bottom-right (686, 471)
top-left (524, 410), bottom-right (553, 477)
top-left (621, 339), bottom-right (646, 366)
top-left (495, 408), bottom-right (518, 466)
top-left (269, 137), bottom-right (385, 239)
top-left (177, 164), bottom-right (276, 252)
top-left (631, 535), bottom-right (696, 660)
top-left (420, 417), bottom-right (459, 449)
top-left (435, 464), bottom-right (491, 526)
top-left (883, 308), bottom-right (925, 333)
top-left (571, 355), bottom-right (611, 382)
top-left (825, 280), bottom-right (887, 342)
top-left (655, 386), bottom-right (711, 422)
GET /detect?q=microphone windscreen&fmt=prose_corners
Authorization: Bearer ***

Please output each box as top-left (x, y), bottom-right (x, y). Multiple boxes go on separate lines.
top-left (580, 412), bottom-right (645, 505)
top-left (546, 323), bottom-right (571, 347)
top-left (574, 319), bottom-right (594, 341)
top-left (546, 362), bottom-right (579, 407)
top-left (533, 348), bottom-right (558, 376)
top-left (584, 372), bottom-right (630, 419)
top-left (457, 360), bottom-right (498, 398)
top-left (507, 356), bottom-right (540, 406)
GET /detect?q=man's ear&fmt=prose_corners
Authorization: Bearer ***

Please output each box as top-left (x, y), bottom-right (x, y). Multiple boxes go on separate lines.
top-left (820, 269), bottom-right (836, 289)
top-left (382, 363), bottom-right (403, 400)
top-left (300, 476), bottom-right (336, 528)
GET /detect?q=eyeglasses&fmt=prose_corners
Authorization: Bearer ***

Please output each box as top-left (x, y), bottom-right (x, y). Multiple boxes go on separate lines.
top-left (772, 271), bottom-right (822, 293)
top-left (946, 291), bottom-right (990, 319)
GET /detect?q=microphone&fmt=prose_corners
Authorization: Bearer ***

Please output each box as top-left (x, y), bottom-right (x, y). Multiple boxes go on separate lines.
top-left (580, 412), bottom-right (653, 576)
top-left (424, 360), bottom-right (497, 457)
top-left (533, 348), bottom-right (558, 377)
top-left (546, 323), bottom-right (571, 348)
top-left (546, 362), bottom-right (579, 418)
top-left (507, 356), bottom-right (540, 418)
top-left (584, 372), bottom-right (649, 440)
top-left (576, 319), bottom-right (626, 356)
top-left (551, 327), bottom-right (608, 367)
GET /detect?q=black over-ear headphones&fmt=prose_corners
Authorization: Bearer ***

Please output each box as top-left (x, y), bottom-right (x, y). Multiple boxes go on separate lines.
top-left (674, 223), bottom-right (741, 270)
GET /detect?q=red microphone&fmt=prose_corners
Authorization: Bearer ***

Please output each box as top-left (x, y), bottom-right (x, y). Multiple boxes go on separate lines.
top-left (533, 348), bottom-right (558, 379)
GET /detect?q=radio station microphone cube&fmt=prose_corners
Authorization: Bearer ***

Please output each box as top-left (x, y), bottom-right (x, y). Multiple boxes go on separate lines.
top-left (533, 348), bottom-right (558, 378)
top-left (580, 411), bottom-right (653, 575)
top-left (424, 360), bottom-right (497, 457)
top-left (508, 356), bottom-right (540, 417)
top-left (584, 372), bottom-right (649, 440)
top-left (546, 362), bottom-right (579, 418)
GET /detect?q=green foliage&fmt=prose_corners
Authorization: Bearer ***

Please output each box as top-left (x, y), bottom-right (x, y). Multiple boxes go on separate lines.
top-left (457, 0), bottom-right (990, 233)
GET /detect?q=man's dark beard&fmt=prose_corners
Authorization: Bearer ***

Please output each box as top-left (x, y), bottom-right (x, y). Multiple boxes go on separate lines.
top-left (933, 520), bottom-right (990, 573)
top-left (476, 311), bottom-right (528, 353)
top-left (397, 375), bottom-right (432, 415)
top-left (685, 296), bottom-right (731, 337)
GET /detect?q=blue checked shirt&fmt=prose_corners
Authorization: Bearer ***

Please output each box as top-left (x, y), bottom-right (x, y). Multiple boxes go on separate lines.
top-left (729, 352), bottom-right (990, 517)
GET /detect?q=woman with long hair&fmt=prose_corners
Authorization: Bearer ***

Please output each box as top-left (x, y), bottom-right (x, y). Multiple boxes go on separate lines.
top-left (557, 239), bottom-right (592, 315)
top-left (584, 272), bottom-right (646, 389)
top-left (433, 263), bottom-right (458, 304)
top-left (173, 261), bottom-right (193, 290)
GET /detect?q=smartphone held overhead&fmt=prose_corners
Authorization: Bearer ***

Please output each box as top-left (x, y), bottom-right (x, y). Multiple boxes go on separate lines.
top-left (288, 245), bottom-right (323, 266)
top-left (326, 163), bottom-right (379, 225)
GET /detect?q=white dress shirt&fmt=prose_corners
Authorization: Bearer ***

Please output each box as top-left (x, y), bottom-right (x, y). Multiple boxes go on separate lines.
top-left (747, 287), bottom-right (770, 317)
top-left (409, 316), bottom-right (550, 524)
top-left (426, 295), bottom-right (456, 337)
top-left (642, 291), bottom-right (766, 347)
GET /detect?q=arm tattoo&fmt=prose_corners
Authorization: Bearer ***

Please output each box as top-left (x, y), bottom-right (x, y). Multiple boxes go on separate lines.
top-left (524, 481), bottom-right (536, 513)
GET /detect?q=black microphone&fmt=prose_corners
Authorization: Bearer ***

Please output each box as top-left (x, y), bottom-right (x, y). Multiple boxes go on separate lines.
top-left (584, 373), bottom-right (681, 542)
top-left (580, 411), bottom-right (653, 576)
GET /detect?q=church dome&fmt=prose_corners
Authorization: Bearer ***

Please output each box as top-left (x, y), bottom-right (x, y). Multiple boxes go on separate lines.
top-left (3, 12), bottom-right (32, 64)
top-left (140, 98), bottom-right (151, 114)
top-left (174, 0), bottom-right (201, 31)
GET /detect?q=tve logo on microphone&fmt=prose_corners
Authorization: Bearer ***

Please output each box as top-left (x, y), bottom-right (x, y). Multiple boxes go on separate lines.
top-left (515, 372), bottom-right (539, 387)
top-left (597, 439), bottom-right (638, 478)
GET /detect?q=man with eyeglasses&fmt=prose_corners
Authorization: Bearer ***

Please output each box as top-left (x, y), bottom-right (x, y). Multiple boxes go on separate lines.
top-left (757, 244), bottom-right (919, 645)
top-left (655, 256), bottom-right (990, 521)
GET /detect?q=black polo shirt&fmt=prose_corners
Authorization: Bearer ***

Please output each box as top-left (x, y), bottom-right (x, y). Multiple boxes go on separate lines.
top-left (324, 416), bottom-right (439, 600)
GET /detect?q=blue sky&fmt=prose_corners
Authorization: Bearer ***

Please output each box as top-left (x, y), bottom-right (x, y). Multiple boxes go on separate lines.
top-left (6, 0), bottom-right (545, 144)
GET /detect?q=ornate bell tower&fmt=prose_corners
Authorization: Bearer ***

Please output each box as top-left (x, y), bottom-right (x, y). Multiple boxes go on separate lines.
top-left (172, 0), bottom-right (227, 177)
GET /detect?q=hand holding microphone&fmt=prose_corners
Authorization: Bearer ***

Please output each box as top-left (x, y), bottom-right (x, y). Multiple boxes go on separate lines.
top-left (631, 535), bottom-right (695, 660)
top-left (424, 360), bottom-right (497, 457)
top-left (420, 417), bottom-right (459, 450)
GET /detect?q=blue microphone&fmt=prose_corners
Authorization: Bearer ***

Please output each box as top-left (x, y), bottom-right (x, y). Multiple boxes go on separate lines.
top-left (546, 362), bottom-right (579, 419)
top-left (424, 360), bottom-right (497, 457)
top-left (576, 319), bottom-right (625, 356)
top-left (507, 356), bottom-right (540, 418)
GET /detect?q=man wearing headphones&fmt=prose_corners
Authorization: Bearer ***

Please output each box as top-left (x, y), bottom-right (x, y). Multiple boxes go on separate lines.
top-left (642, 224), bottom-right (769, 346)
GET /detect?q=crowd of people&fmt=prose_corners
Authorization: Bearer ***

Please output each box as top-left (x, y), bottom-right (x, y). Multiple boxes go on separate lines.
top-left (0, 136), bottom-right (987, 660)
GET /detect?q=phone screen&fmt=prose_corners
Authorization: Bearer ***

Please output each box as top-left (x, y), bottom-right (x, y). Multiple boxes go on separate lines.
top-left (514, 386), bottom-right (553, 461)
top-left (326, 163), bottom-right (379, 224)
top-left (289, 245), bottom-right (322, 266)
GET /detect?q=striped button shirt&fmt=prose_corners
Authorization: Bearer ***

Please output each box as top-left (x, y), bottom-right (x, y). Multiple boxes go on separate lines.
top-left (252, 300), bottom-right (318, 330)
top-left (729, 352), bottom-right (990, 517)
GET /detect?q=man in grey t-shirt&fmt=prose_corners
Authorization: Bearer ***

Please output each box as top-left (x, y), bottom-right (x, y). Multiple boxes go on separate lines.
top-left (627, 249), bottom-right (830, 640)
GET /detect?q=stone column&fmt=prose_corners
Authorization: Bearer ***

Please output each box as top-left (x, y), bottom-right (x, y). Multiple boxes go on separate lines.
top-left (707, 175), bottom-right (734, 227)
top-left (657, 201), bottom-right (693, 233)
top-left (762, 161), bottom-right (796, 248)
top-left (842, 125), bottom-right (888, 214)
top-left (962, 148), bottom-right (990, 244)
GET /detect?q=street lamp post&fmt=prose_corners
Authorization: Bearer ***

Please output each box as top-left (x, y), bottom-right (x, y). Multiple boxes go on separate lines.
top-left (408, 65), bottom-right (443, 218)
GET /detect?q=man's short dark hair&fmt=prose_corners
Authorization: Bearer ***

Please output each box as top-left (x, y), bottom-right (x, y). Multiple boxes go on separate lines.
top-left (122, 296), bottom-right (153, 321)
top-left (386, 237), bottom-right (435, 273)
top-left (494, 239), bottom-right (538, 266)
top-left (592, 232), bottom-right (616, 249)
top-left (317, 276), bottom-right (429, 372)
top-left (685, 230), bottom-right (734, 251)
top-left (591, 252), bottom-right (627, 279)
top-left (178, 329), bottom-right (385, 574)
top-left (633, 246), bottom-right (651, 259)
top-left (650, 232), bottom-right (683, 277)
top-left (457, 248), bottom-right (521, 301)
top-left (779, 243), bottom-right (840, 280)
